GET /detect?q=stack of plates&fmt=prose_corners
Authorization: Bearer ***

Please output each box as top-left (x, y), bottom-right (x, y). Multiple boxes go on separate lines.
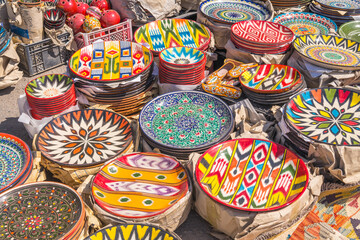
top-left (239, 64), bottom-right (305, 105)
top-left (0, 182), bottom-right (85, 239)
top-left (91, 152), bottom-right (190, 219)
top-left (36, 109), bottom-right (134, 168)
top-left (339, 20), bottom-right (360, 43)
top-left (273, 12), bottom-right (337, 36)
top-left (270, 0), bottom-right (311, 10)
top-left (134, 19), bottom-right (212, 55)
top-left (0, 25), bottom-right (11, 55)
top-left (139, 91), bottom-right (234, 159)
top-left (43, 9), bottom-right (66, 30)
top-left (0, 133), bottom-right (33, 193)
top-left (69, 41), bottom-right (155, 116)
top-left (231, 20), bottom-right (295, 55)
top-left (199, 0), bottom-right (271, 25)
top-left (25, 74), bottom-right (76, 120)
top-left (159, 47), bottom-right (206, 85)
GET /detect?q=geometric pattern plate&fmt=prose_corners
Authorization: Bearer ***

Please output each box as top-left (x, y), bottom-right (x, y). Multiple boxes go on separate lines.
top-left (36, 109), bottom-right (133, 167)
top-left (92, 152), bottom-right (189, 218)
top-left (285, 87), bottom-right (360, 146)
top-left (160, 46), bottom-right (205, 65)
top-left (25, 74), bottom-right (74, 98)
top-left (315, 0), bottom-right (360, 9)
top-left (195, 138), bottom-right (309, 211)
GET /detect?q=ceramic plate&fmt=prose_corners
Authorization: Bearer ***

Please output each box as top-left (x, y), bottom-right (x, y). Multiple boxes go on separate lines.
top-left (36, 109), bottom-right (133, 167)
top-left (139, 91), bottom-right (233, 150)
top-left (0, 181), bottom-right (84, 240)
top-left (134, 19), bottom-right (211, 54)
top-left (273, 12), bottom-right (337, 36)
top-left (68, 41), bottom-right (153, 82)
top-left (195, 138), bottom-right (309, 211)
top-left (199, 0), bottom-right (271, 24)
top-left (160, 47), bottom-right (205, 66)
top-left (315, 0), bottom-right (360, 9)
top-left (285, 87), bottom-right (360, 146)
top-left (339, 21), bottom-right (360, 43)
top-left (92, 152), bottom-right (189, 218)
top-left (293, 35), bottom-right (360, 70)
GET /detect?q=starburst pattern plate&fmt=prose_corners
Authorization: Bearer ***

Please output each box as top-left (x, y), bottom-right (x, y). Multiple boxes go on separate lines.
top-left (285, 88), bottom-right (360, 146)
top-left (160, 47), bottom-right (205, 66)
top-left (36, 109), bottom-right (133, 167)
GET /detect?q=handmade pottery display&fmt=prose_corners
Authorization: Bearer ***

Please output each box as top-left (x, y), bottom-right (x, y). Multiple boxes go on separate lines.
top-left (83, 15), bottom-right (101, 33)
top-left (86, 6), bottom-right (102, 19)
top-left (271, 0), bottom-right (311, 10)
top-left (100, 10), bottom-right (121, 28)
top-left (339, 21), bottom-right (360, 43)
top-left (43, 9), bottom-right (66, 30)
top-left (56, 0), bottom-right (77, 16)
top-left (90, 0), bottom-right (109, 11)
top-left (67, 13), bottom-right (85, 34)
top-left (76, 1), bottom-right (89, 15)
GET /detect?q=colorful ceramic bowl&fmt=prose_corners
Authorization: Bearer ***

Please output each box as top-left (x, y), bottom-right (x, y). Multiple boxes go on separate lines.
top-left (159, 47), bottom-right (205, 67)
top-left (339, 21), bottom-right (360, 43)
top-left (315, 0), bottom-right (360, 10)
top-left (43, 9), bottom-right (66, 22)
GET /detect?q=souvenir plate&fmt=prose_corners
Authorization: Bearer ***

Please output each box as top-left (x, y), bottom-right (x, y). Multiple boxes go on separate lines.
top-left (92, 152), bottom-right (189, 218)
top-left (293, 35), bottom-right (360, 70)
top-left (160, 46), bottom-right (205, 66)
top-left (195, 138), bottom-right (309, 211)
top-left (273, 12), bottom-right (337, 36)
top-left (315, 0), bottom-right (360, 9)
top-left (339, 21), bottom-right (360, 43)
top-left (68, 41), bottom-right (153, 82)
top-left (134, 19), bottom-right (211, 54)
top-left (0, 181), bottom-right (84, 240)
top-left (199, 0), bottom-right (271, 24)
top-left (36, 109), bottom-right (133, 167)
top-left (285, 87), bottom-right (360, 146)
top-left (139, 91), bottom-right (233, 150)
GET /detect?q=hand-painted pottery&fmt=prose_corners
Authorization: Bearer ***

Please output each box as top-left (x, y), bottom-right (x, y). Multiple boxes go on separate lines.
top-left (44, 9), bottom-right (66, 22)
top-left (83, 15), bottom-right (101, 33)
top-left (0, 181), bottom-right (85, 239)
top-left (293, 35), bottom-right (360, 70)
top-left (84, 224), bottom-right (182, 240)
top-left (90, 0), bottom-right (109, 11)
top-left (239, 64), bottom-right (302, 93)
top-left (199, 0), bottom-right (271, 24)
top-left (67, 13), bottom-right (85, 34)
top-left (285, 87), bottom-right (360, 146)
top-left (160, 47), bottom-right (205, 66)
top-left (339, 21), bottom-right (360, 43)
top-left (69, 41), bottom-right (153, 82)
top-left (86, 6), bottom-right (102, 19)
top-left (100, 10), bottom-right (121, 28)
top-left (139, 91), bottom-right (233, 150)
top-left (76, 1), bottom-right (89, 15)
top-left (36, 109), bottom-right (133, 167)
top-left (134, 19), bottom-right (212, 54)
top-left (315, 0), bottom-right (360, 10)
top-left (92, 152), bottom-right (189, 218)
top-left (273, 12), bottom-right (337, 36)
top-left (195, 138), bottom-right (309, 211)
top-left (56, 0), bottom-right (77, 16)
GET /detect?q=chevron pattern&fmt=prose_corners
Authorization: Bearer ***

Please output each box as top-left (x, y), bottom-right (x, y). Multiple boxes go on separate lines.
top-left (159, 19), bottom-right (183, 48)
top-left (148, 21), bottom-right (165, 52)
top-left (176, 19), bottom-right (198, 48)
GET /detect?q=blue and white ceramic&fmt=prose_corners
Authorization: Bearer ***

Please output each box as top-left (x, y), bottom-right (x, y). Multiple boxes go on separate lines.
top-left (160, 47), bottom-right (205, 65)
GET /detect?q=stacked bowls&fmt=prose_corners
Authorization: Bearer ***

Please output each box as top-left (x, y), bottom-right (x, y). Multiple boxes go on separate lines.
top-left (270, 0), bottom-right (311, 10)
top-left (25, 74), bottom-right (77, 120)
top-left (0, 25), bottom-right (11, 55)
top-left (231, 20), bottom-right (295, 55)
top-left (159, 47), bottom-right (206, 85)
top-left (43, 9), bottom-right (66, 30)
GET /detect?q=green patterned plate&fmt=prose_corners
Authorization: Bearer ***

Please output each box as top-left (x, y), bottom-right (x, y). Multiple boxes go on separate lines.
top-left (339, 21), bottom-right (360, 43)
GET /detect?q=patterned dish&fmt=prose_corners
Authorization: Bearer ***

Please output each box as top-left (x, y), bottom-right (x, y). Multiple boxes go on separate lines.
top-left (315, 0), bottom-right (360, 10)
top-left (199, 0), bottom-right (271, 24)
top-left (134, 19), bottom-right (211, 54)
top-left (159, 47), bottom-right (205, 66)
top-left (36, 109), bottom-right (133, 167)
top-left (195, 138), bottom-right (309, 211)
top-left (293, 35), bottom-right (360, 70)
top-left (92, 152), bottom-right (189, 218)
top-left (139, 91), bottom-right (233, 150)
top-left (43, 9), bottom-right (65, 22)
top-left (273, 12), bottom-right (337, 36)
top-left (339, 21), bottom-right (360, 43)
top-left (285, 87), bottom-right (360, 146)
top-left (68, 41), bottom-right (153, 82)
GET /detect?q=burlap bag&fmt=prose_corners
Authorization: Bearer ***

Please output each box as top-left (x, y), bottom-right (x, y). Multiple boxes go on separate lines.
top-left (44, 24), bottom-right (77, 51)
top-left (0, 40), bottom-right (23, 90)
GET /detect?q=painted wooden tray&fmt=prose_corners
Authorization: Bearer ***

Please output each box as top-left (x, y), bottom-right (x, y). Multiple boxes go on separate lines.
top-left (195, 138), bottom-right (309, 211)
top-left (92, 152), bottom-right (189, 218)
top-left (285, 87), bottom-right (360, 146)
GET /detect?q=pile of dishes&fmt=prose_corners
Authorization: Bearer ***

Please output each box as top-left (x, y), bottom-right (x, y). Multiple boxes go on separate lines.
top-left (339, 20), bottom-right (360, 43)
top-left (43, 9), bottom-right (66, 30)
top-left (69, 40), bottom-right (155, 116)
top-left (159, 47), bottom-right (206, 85)
top-left (0, 25), bottom-right (11, 55)
top-left (0, 181), bottom-right (85, 239)
top-left (270, 0), bottom-right (311, 10)
top-left (0, 133), bottom-right (33, 194)
top-left (273, 12), bottom-right (337, 36)
top-left (17, 0), bottom-right (41, 7)
top-left (91, 152), bottom-right (190, 219)
top-left (139, 91), bottom-right (234, 159)
top-left (25, 74), bottom-right (77, 120)
top-left (231, 20), bottom-right (295, 55)
top-left (134, 19), bottom-right (212, 55)
top-left (239, 64), bottom-right (305, 105)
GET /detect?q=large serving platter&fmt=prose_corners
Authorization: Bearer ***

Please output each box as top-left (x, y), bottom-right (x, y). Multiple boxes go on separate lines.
top-left (315, 0), bottom-right (360, 10)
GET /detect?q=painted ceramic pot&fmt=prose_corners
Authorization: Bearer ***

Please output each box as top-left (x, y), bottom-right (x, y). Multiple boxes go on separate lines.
top-left (339, 21), bottom-right (360, 43)
top-left (86, 6), bottom-right (102, 19)
top-left (76, 1), bottom-right (89, 15)
top-left (67, 13), bottom-right (85, 34)
top-left (100, 10), bottom-right (121, 28)
top-left (56, 0), bottom-right (77, 16)
top-left (90, 0), bottom-right (109, 11)
top-left (83, 15), bottom-right (101, 33)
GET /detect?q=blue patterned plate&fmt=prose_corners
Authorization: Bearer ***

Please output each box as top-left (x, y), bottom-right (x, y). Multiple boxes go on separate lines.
top-left (160, 47), bottom-right (205, 66)
top-left (315, 0), bottom-right (360, 10)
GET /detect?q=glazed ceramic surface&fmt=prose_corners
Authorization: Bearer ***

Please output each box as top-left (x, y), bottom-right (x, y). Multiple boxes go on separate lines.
top-left (25, 74), bottom-right (73, 98)
top-left (44, 9), bottom-right (65, 22)
top-left (273, 12), bottom-right (337, 36)
top-left (134, 19), bottom-right (211, 53)
top-left (69, 41), bottom-right (153, 81)
top-left (92, 152), bottom-right (189, 218)
top-left (293, 35), bottom-right (360, 70)
top-left (199, 0), bottom-right (271, 24)
top-left (36, 109), bottom-right (133, 167)
top-left (315, 0), bottom-right (360, 9)
top-left (195, 138), bottom-right (309, 211)
top-left (285, 88), bottom-right (360, 146)
top-left (0, 182), bottom-right (84, 240)
top-left (240, 64), bottom-right (301, 93)
top-left (339, 21), bottom-right (360, 43)
top-left (139, 91), bottom-right (233, 150)
top-left (84, 224), bottom-right (181, 240)
top-left (160, 47), bottom-right (205, 65)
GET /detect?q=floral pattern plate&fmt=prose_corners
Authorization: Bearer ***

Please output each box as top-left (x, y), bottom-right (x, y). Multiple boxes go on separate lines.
top-left (315, 0), bottom-right (360, 10)
top-left (195, 138), bottom-right (309, 211)
top-left (199, 0), bottom-right (271, 24)
top-left (160, 47), bottom-right (205, 66)
top-left (293, 35), bottom-right (360, 70)
top-left (36, 109), bottom-right (133, 167)
top-left (139, 91), bottom-right (233, 150)
top-left (92, 152), bottom-right (189, 218)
